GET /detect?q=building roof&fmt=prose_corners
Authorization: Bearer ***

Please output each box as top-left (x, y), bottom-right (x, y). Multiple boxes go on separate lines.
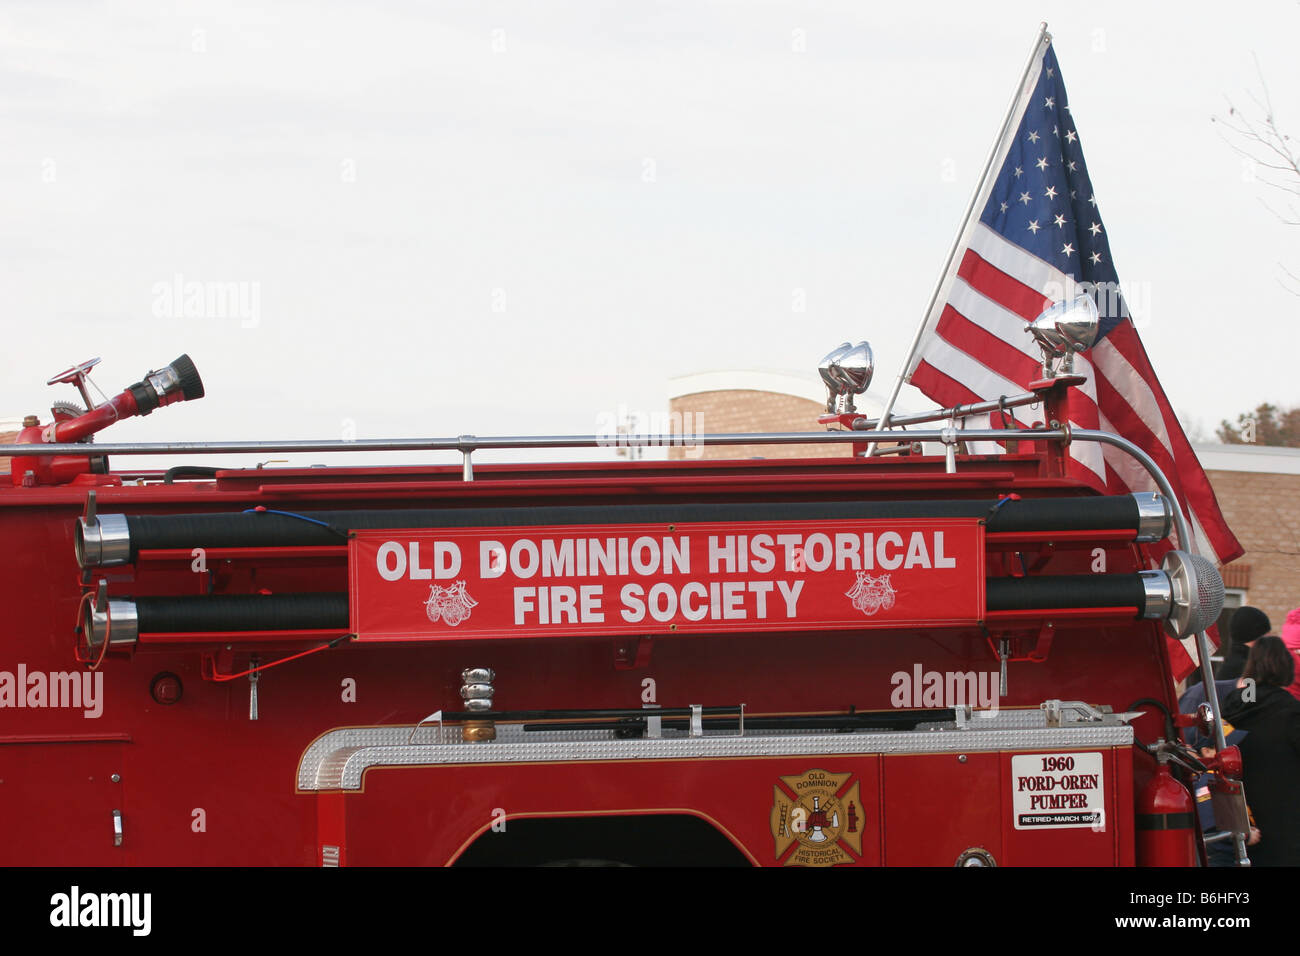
top-left (1194, 443), bottom-right (1300, 475)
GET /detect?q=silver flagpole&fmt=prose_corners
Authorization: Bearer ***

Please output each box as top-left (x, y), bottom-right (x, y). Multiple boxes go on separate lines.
top-left (867, 21), bottom-right (1051, 456)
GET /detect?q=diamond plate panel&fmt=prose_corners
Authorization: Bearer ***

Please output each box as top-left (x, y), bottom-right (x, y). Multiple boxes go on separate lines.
top-left (297, 710), bottom-right (1134, 791)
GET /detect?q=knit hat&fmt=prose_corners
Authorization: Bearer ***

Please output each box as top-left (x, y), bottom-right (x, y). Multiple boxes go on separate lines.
top-left (1230, 606), bottom-right (1271, 644)
top-left (1281, 608), bottom-right (1300, 651)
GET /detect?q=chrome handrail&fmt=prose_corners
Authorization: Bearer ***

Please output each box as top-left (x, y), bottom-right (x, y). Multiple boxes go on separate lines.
top-left (7, 425), bottom-right (1030, 457)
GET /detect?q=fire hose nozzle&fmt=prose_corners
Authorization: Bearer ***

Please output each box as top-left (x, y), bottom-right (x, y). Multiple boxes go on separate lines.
top-left (40, 354), bottom-right (206, 450)
top-left (130, 354), bottom-right (205, 416)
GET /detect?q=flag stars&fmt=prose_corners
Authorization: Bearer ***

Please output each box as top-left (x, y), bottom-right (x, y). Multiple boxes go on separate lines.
top-left (920, 55), bottom-right (1240, 569)
top-left (1000, 201), bottom-right (1009, 213)
top-left (1046, 66), bottom-right (1054, 77)
top-left (1044, 185), bottom-right (1058, 200)
top-left (1053, 125), bottom-right (1060, 137)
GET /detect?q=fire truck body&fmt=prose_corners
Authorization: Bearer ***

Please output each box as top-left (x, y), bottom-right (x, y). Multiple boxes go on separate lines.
top-left (0, 347), bottom-right (1237, 867)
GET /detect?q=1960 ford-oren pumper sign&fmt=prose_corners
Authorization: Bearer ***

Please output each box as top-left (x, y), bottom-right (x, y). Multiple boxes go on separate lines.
top-left (349, 518), bottom-right (984, 641)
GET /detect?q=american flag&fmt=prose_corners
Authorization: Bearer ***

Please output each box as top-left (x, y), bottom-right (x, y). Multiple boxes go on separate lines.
top-left (905, 39), bottom-right (1242, 677)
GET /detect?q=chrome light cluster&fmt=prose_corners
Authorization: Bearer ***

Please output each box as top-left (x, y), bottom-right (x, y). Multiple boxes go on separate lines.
top-left (818, 341), bottom-right (874, 413)
top-left (1026, 295), bottom-right (1099, 378)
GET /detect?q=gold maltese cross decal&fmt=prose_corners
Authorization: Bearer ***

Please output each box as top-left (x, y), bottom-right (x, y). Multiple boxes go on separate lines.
top-left (770, 768), bottom-right (863, 866)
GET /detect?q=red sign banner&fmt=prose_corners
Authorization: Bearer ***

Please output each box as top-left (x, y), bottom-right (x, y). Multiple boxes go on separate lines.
top-left (348, 519), bottom-right (985, 642)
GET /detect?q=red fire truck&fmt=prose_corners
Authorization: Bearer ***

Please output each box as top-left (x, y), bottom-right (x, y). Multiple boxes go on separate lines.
top-left (0, 308), bottom-right (1247, 867)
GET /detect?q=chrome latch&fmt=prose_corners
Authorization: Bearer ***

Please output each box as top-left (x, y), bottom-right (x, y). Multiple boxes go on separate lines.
top-left (1042, 699), bottom-right (1063, 727)
top-left (249, 661), bottom-right (259, 721)
top-left (643, 702), bottom-right (662, 739)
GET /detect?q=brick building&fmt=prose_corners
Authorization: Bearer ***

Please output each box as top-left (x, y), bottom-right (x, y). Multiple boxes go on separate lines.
top-left (0, 419), bottom-right (21, 475)
top-left (1195, 444), bottom-right (1300, 631)
top-left (666, 370), bottom-right (884, 460)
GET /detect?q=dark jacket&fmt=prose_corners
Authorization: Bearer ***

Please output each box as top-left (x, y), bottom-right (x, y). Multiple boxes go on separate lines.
top-left (1217, 642), bottom-right (1252, 682)
top-left (1222, 683), bottom-right (1300, 866)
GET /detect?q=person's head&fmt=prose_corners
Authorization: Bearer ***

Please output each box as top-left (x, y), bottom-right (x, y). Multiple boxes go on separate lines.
top-left (1242, 635), bottom-right (1296, 689)
top-left (1230, 606), bottom-right (1270, 646)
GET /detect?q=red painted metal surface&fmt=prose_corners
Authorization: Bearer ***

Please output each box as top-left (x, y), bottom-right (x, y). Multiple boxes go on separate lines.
top-left (0, 427), bottom-right (1203, 866)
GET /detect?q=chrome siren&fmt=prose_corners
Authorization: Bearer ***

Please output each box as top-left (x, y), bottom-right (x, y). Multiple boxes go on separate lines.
top-left (1026, 295), bottom-right (1099, 377)
top-left (1138, 549), bottom-right (1226, 639)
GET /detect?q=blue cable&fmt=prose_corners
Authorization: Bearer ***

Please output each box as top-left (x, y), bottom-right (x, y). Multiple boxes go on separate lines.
top-left (242, 507), bottom-right (347, 537)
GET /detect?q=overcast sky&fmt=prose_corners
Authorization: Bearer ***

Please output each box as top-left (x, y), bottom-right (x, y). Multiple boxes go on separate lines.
top-left (2, 1), bottom-right (1297, 468)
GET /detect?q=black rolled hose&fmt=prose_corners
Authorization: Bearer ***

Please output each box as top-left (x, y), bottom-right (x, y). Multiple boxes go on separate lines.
top-left (135, 593), bottom-right (348, 633)
top-left (113, 495), bottom-right (1152, 560)
top-left (129, 577), bottom-right (1148, 633)
top-left (986, 573), bottom-right (1148, 614)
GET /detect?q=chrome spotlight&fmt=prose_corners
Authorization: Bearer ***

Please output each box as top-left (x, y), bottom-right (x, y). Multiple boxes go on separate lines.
top-left (817, 341), bottom-right (873, 413)
top-left (1026, 295), bottom-right (1099, 377)
top-left (836, 342), bottom-right (874, 398)
top-left (818, 342), bottom-right (853, 412)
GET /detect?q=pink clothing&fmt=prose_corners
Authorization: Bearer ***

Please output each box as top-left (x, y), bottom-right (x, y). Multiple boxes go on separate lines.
top-left (1282, 608), bottom-right (1300, 702)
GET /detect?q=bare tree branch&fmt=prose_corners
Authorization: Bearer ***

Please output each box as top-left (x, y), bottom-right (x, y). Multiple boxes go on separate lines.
top-left (1214, 56), bottom-right (1300, 293)
top-left (1280, 262), bottom-right (1300, 296)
